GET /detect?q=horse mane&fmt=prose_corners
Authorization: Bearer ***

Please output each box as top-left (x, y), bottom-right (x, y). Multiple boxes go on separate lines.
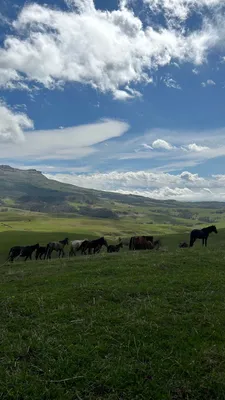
top-left (60, 238), bottom-right (69, 244)
top-left (30, 243), bottom-right (39, 248)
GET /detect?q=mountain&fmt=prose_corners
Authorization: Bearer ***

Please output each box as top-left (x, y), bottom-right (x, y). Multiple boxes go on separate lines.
top-left (0, 165), bottom-right (224, 222)
top-left (0, 165), bottom-right (174, 217)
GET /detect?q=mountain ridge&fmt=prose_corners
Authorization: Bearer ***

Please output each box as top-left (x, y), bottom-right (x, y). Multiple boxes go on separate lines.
top-left (0, 166), bottom-right (224, 217)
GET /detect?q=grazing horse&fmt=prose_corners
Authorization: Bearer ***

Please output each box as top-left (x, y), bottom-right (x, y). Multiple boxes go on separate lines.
top-left (35, 246), bottom-right (48, 260)
top-left (8, 243), bottom-right (39, 262)
top-left (153, 239), bottom-right (161, 250)
top-left (78, 237), bottom-right (108, 255)
top-left (107, 239), bottom-right (123, 253)
top-left (179, 242), bottom-right (189, 248)
top-left (69, 239), bottom-right (88, 257)
top-left (129, 236), bottom-right (154, 250)
top-left (46, 238), bottom-right (69, 259)
top-left (189, 225), bottom-right (217, 247)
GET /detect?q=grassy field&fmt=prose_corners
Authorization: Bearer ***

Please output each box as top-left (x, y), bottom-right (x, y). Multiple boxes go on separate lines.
top-left (0, 205), bottom-right (224, 262)
top-left (0, 220), bottom-right (225, 399)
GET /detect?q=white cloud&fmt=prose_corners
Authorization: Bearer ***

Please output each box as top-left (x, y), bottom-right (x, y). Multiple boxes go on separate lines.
top-left (162, 74), bottom-right (181, 89)
top-left (185, 143), bottom-right (210, 152)
top-left (0, 119), bottom-right (129, 161)
top-left (44, 169), bottom-right (225, 201)
top-left (142, 143), bottom-right (153, 150)
top-left (113, 127), bottom-right (225, 171)
top-left (0, 0), bottom-right (224, 98)
top-left (142, 0), bottom-right (224, 22)
top-left (201, 79), bottom-right (216, 87)
top-left (180, 171), bottom-right (203, 182)
top-left (152, 139), bottom-right (174, 150)
top-left (0, 101), bottom-right (33, 143)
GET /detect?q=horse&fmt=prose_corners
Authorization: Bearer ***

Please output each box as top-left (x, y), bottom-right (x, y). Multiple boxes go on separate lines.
top-left (129, 236), bottom-right (154, 250)
top-left (189, 225), bottom-right (217, 247)
top-left (69, 239), bottom-right (88, 257)
top-left (107, 239), bottom-right (123, 253)
top-left (35, 246), bottom-right (48, 260)
top-left (46, 238), bottom-right (69, 259)
top-left (8, 243), bottom-right (39, 262)
top-left (78, 237), bottom-right (108, 255)
top-left (153, 239), bottom-right (161, 250)
top-left (179, 242), bottom-right (189, 248)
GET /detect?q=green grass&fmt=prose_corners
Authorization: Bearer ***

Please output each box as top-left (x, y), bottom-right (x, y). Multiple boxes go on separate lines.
top-left (1, 228), bottom-right (225, 399)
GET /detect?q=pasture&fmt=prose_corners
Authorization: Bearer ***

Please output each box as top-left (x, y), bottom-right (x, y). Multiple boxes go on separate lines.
top-left (1, 222), bottom-right (225, 399)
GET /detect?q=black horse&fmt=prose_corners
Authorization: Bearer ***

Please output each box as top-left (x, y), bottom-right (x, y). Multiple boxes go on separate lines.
top-left (189, 225), bottom-right (217, 247)
top-left (8, 243), bottom-right (40, 262)
top-left (79, 237), bottom-right (108, 255)
top-left (179, 242), bottom-right (189, 248)
top-left (107, 241), bottom-right (123, 253)
top-left (35, 246), bottom-right (48, 260)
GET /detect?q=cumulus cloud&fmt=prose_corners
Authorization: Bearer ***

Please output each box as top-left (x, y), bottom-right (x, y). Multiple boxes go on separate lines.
top-left (115, 127), bottom-right (225, 171)
top-left (0, 0), bottom-right (224, 98)
top-left (0, 101), bottom-right (33, 143)
top-left (184, 143), bottom-right (210, 152)
top-left (180, 171), bottom-right (203, 182)
top-left (45, 169), bottom-right (225, 201)
top-left (201, 79), bottom-right (216, 87)
top-left (141, 0), bottom-right (224, 22)
top-left (152, 139), bottom-right (174, 150)
top-left (0, 119), bottom-right (129, 161)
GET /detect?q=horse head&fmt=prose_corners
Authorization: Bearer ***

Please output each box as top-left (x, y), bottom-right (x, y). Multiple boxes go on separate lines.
top-left (211, 225), bottom-right (218, 234)
top-left (35, 243), bottom-right (40, 249)
top-left (64, 238), bottom-right (69, 245)
top-left (102, 238), bottom-right (108, 247)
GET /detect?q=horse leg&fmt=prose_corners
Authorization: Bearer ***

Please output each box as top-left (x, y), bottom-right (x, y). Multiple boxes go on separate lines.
top-left (69, 248), bottom-right (74, 257)
top-left (61, 249), bottom-right (65, 258)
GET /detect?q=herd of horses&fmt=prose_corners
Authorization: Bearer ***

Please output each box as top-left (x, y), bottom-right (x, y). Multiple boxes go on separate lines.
top-left (7, 225), bottom-right (218, 263)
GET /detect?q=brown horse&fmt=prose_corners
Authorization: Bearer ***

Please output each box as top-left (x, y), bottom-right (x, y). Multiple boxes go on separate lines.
top-left (129, 236), bottom-right (154, 250)
top-left (78, 237), bottom-right (108, 255)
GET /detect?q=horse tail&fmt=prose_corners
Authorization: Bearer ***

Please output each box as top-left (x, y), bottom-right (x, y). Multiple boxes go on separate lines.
top-left (8, 248), bottom-right (12, 258)
top-left (129, 237), bottom-right (134, 250)
top-left (189, 233), bottom-right (194, 247)
top-left (7, 248), bottom-right (13, 261)
top-left (46, 243), bottom-right (51, 259)
top-left (69, 243), bottom-right (73, 257)
top-left (35, 248), bottom-right (39, 260)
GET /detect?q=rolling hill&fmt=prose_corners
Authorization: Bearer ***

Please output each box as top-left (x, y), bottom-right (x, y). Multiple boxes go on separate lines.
top-left (0, 165), bottom-right (225, 228)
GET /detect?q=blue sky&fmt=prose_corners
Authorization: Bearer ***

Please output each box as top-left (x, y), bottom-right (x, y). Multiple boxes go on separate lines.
top-left (0, 0), bottom-right (225, 201)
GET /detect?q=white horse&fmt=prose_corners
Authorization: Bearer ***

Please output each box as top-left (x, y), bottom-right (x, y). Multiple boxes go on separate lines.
top-left (69, 239), bottom-right (88, 257)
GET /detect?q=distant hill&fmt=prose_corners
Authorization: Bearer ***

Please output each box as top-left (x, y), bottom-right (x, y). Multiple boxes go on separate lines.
top-left (0, 165), bottom-right (225, 223)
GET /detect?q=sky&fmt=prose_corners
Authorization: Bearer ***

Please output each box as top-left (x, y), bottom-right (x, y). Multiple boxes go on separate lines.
top-left (0, 0), bottom-right (225, 201)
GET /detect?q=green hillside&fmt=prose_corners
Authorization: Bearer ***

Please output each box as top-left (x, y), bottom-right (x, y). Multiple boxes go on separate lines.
top-left (1, 229), bottom-right (225, 399)
top-left (0, 165), bottom-right (225, 231)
